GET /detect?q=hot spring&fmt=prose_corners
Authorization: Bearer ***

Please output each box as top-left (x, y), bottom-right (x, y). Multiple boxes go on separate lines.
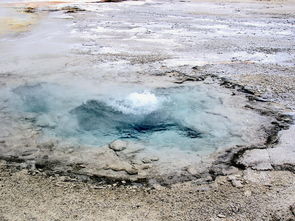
top-left (10, 82), bottom-right (261, 155)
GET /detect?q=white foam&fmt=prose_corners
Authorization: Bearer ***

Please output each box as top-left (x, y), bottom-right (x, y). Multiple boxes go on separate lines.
top-left (109, 91), bottom-right (160, 115)
top-left (127, 91), bottom-right (158, 109)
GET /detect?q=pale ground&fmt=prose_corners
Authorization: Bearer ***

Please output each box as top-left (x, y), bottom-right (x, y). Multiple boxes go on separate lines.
top-left (0, 160), bottom-right (295, 221)
top-left (0, 0), bottom-right (295, 220)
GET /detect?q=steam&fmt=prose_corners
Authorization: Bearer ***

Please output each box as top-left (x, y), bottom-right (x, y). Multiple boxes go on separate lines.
top-left (8, 82), bottom-right (257, 152)
top-left (108, 91), bottom-right (160, 115)
top-left (0, 9), bottom-right (74, 78)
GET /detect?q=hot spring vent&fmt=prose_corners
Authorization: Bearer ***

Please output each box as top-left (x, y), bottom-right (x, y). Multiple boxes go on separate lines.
top-left (71, 99), bottom-right (202, 139)
top-left (12, 83), bottom-right (248, 152)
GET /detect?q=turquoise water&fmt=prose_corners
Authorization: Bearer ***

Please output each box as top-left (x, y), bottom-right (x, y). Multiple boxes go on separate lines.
top-left (12, 83), bottom-right (246, 153)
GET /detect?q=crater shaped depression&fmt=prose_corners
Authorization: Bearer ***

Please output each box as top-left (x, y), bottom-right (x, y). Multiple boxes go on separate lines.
top-left (11, 82), bottom-right (264, 155)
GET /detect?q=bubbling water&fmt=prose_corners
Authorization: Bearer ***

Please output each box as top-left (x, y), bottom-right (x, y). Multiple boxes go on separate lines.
top-left (108, 91), bottom-right (160, 115)
top-left (11, 83), bottom-right (254, 154)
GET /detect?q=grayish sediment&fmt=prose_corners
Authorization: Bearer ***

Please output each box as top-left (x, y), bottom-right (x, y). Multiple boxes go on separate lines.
top-left (0, 0), bottom-right (294, 219)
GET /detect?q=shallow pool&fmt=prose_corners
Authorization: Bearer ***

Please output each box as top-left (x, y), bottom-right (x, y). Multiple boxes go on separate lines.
top-left (12, 82), bottom-right (256, 154)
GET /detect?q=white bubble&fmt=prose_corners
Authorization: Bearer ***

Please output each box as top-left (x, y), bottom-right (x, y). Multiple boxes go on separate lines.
top-left (108, 91), bottom-right (160, 115)
top-left (127, 91), bottom-right (158, 109)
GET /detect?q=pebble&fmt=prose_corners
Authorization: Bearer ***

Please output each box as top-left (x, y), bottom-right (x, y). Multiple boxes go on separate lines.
top-left (231, 179), bottom-right (243, 188)
top-left (109, 140), bottom-right (128, 151)
top-left (152, 184), bottom-right (164, 190)
top-left (195, 186), bottom-right (210, 192)
top-left (290, 203), bottom-right (295, 216)
top-left (217, 214), bottom-right (226, 218)
top-left (187, 166), bottom-right (198, 176)
top-left (244, 190), bottom-right (252, 197)
top-left (142, 156), bottom-right (159, 164)
top-left (228, 175), bottom-right (244, 188)
top-left (142, 158), bottom-right (152, 164)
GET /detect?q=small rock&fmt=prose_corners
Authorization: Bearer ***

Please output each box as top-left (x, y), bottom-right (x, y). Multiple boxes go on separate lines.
top-left (228, 175), bottom-right (243, 188)
top-left (231, 179), bottom-right (243, 188)
top-left (126, 168), bottom-right (138, 175)
top-left (290, 203), bottom-right (295, 216)
top-left (150, 156), bottom-right (159, 161)
top-left (109, 140), bottom-right (128, 151)
top-left (244, 190), bottom-right (252, 197)
top-left (59, 176), bottom-right (66, 181)
top-left (138, 170), bottom-right (148, 177)
top-left (152, 183), bottom-right (164, 190)
top-left (195, 186), bottom-right (210, 192)
top-left (186, 166), bottom-right (198, 176)
top-left (227, 175), bottom-right (237, 180)
top-left (142, 158), bottom-right (152, 164)
top-left (132, 204), bottom-right (141, 209)
top-left (21, 149), bottom-right (36, 157)
top-left (28, 161), bottom-right (36, 170)
top-left (142, 156), bottom-right (159, 164)
top-left (217, 214), bottom-right (226, 218)
top-left (66, 148), bottom-right (74, 154)
top-left (92, 185), bottom-right (105, 189)
top-left (19, 163), bottom-right (28, 169)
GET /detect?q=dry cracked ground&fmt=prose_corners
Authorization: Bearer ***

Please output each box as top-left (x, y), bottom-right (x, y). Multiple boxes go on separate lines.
top-left (0, 0), bottom-right (295, 220)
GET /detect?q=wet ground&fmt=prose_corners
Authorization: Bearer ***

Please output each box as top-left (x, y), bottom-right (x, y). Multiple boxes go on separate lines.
top-left (0, 0), bottom-right (295, 220)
